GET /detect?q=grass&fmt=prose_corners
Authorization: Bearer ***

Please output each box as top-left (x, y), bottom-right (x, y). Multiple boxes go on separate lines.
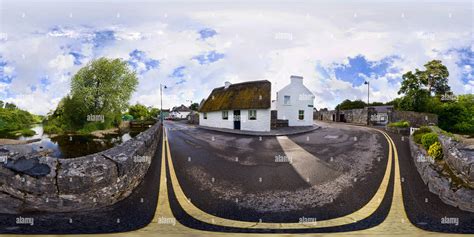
top-left (388, 120), bottom-right (410, 128)
top-left (5, 129), bottom-right (36, 137)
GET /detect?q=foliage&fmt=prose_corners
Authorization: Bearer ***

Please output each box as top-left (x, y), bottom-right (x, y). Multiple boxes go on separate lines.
top-left (189, 102), bottom-right (199, 111)
top-left (428, 142), bottom-right (444, 161)
top-left (0, 100), bottom-right (3, 108)
top-left (128, 104), bottom-right (150, 121)
top-left (413, 126), bottom-right (432, 144)
top-left (4, 102), bottom-right (18, 110)
top-left (44, 57), bottom-right (138, 134)
top-left (336, 99), bottom-right (366, 110)
top-left (149, 108), bottom-right (160, 119)
top-left (398, 60), bottom-right (451, 98)
top-left (9, 129), bottom-right (36, 137)
top-left (429, 95), bottom-right (474, 135)
top-left (0, 106), bottom-right (35, 132)
top-left (421, 132), bottom-right (439, 150)
top-left (388, 120), bottom-right (410, 128)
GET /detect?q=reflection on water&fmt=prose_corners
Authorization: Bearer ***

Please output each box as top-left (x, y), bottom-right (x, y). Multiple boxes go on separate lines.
top-left (12, 124), bottom-right (146, 158)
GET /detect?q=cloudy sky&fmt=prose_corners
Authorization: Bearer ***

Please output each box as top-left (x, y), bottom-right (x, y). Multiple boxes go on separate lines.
top-left (0, 0), bottom-right (472, 115)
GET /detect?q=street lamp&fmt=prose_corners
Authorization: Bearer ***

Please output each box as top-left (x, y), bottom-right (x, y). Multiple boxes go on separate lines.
top-left (364, 81), bottom-right (370, 106)
top-left (364, 81), bottom-right (370, 126)
top-left (160, 84), bottom-right (167, 123)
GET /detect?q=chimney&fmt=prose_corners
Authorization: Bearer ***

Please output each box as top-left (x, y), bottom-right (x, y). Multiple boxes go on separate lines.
top-left (224, 81), bottom-right (231, 89)
top-left (290, 75), bottom-right (303, 84)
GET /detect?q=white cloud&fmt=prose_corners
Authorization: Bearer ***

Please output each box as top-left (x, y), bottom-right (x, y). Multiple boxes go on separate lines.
top-left (0, 1), bottom-right (472, 114)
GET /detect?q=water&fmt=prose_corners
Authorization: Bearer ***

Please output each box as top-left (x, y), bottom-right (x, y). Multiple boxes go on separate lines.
top-left (5, 124), bottom-right (146, 158)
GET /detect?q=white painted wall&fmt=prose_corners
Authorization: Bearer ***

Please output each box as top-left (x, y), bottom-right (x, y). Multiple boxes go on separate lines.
top-left (240, 109), bottom-right (271, 132)
top-left (199, 111), bottom-right (234, 129)
top-left (276, 76), bottom-right (315, 126)
top-left (199, 109), bottom-right (271, 132)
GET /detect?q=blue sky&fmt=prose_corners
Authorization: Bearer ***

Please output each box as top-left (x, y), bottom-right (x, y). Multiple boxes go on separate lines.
top-left (0, 1), bottom-right (472, 114)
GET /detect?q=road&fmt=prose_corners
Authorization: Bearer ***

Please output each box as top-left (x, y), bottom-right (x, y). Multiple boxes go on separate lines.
top-left (164, 120), bottom-right (389, 224)
top-left (0, 120), bottom-right (472, 235)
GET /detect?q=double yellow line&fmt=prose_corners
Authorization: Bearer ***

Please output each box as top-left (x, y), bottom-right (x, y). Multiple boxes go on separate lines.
top-left (163, 128), bottom-right (404, 230)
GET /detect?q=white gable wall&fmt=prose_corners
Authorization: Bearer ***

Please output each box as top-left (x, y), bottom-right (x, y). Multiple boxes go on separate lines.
top-left (276, 76), bottom-right (315, 126)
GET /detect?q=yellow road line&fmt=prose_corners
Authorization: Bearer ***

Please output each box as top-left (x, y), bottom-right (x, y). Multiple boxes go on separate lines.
top-left (164, 128), bottom-right (393, 229)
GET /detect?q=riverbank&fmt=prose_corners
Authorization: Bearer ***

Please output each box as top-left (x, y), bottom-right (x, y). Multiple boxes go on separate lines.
top-left (0, 138), bottom-right (41, 145)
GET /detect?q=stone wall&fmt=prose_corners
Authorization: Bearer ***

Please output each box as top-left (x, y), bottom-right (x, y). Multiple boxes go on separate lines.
top-left (0, 123), bottom-right (162, 214)
top-left (391, 111), bottom-right (438, 127)
top-left (409, 137), bottom-right (474, 212)
top-left (435, 130), bottom-right (474, 187)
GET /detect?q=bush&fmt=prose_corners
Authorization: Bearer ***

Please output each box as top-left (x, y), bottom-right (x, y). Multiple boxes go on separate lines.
top-left (421, 132), bottom-right (439, 150)
top-left (412, 126), bottom-right (432, 144)
top-left (428, 142), bottom-right (443, 161)
top-left (43, 124), bottom-right (63, 134)
top-left (388, 120), bottom-right (410, 128)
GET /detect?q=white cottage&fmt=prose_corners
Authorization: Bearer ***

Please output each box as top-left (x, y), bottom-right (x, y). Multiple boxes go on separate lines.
top-left (170, 104), bottom-right (192, 119)
top-left (276, 75), bottom-right (315, 126)
top-left (199, 80), bottom-right (271, 132)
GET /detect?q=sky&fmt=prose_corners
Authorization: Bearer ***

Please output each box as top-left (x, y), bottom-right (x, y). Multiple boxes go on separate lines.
top-left (0, 0), bottom-right (472, 115)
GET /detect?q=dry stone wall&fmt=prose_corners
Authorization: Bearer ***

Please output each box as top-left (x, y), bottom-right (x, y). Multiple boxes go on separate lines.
top-left (409, 136), bottom-right (474, 212)
top-left (0, 123), bottom-right (161, 214)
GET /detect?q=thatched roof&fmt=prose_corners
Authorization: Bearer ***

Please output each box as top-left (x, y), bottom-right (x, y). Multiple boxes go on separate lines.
top-left (199, 80), bottom-right (271, 112)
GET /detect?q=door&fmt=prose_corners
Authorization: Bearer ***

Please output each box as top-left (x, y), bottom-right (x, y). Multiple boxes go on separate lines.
top-left (233, 110), bottom-right (241, 130)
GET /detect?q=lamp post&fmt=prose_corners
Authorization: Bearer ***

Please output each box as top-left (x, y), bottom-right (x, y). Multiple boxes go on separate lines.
top-left (364, 81), bottom-right (370, 126)
top-left (160, 84), bottom-right (167, 123)
top-left (364, 81), bottom-right (370, 106)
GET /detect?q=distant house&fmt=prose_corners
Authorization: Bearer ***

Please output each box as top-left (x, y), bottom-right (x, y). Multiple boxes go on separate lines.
top-left (170, 105), bottom-right (192, 119)
top-left (199, 80), bottom-right (271, 132)
top-left (369, 105), bottom-right (394, 125)
top-left (276, 76), bottom-right (315, 126)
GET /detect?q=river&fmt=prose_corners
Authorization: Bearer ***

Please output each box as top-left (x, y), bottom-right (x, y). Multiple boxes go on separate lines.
top-left (3, 124), bottom-right (146, 158)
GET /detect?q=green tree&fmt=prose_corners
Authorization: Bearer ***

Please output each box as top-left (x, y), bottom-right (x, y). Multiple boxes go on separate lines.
top-left (70, 57), bottom-right (138, 127)
top-left (190, 102), bottom-right (199, 111)
top-left (149, 107), bottom-right (160, 119)
top-left (128, 103), bottom-right (149, 121)
top-left (4, 102), bottom-right (18, 110)
top-left (422, 60), bottom-right (450, 96)
top-left (336, 99), bottom-right (366, 110)
top-left (0, 100), bottom-right (4, 109)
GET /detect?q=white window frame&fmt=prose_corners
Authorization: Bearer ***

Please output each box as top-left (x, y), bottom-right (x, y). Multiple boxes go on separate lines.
top-left (203, 112), bottom-right (207, 119)
top-left (222, 111), bottom-right (229, 120)
top-left (248, 110), bottom-right (257, 120)
top-left (298, 110), bottom-right (304, 120)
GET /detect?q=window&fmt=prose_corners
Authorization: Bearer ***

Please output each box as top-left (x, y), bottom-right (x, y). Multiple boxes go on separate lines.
top-left (298, 110), bottom-right (304, 120)
top-left (222, 111), bottom-right (229, 120)
top-left (248, 110), bottom-right (257, 120)
top-left (203, 112), bottom-right (207, 119)
top-left (284, 95), bottom-right (291, 105)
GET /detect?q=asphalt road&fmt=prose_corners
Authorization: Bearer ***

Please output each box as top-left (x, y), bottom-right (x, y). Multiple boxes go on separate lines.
top-left (388, 131), bottom-right (474, 233)
top-left (0, 131), bottom-right (163, 234)
top-left (165, 120), bottom-right (389, 223)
